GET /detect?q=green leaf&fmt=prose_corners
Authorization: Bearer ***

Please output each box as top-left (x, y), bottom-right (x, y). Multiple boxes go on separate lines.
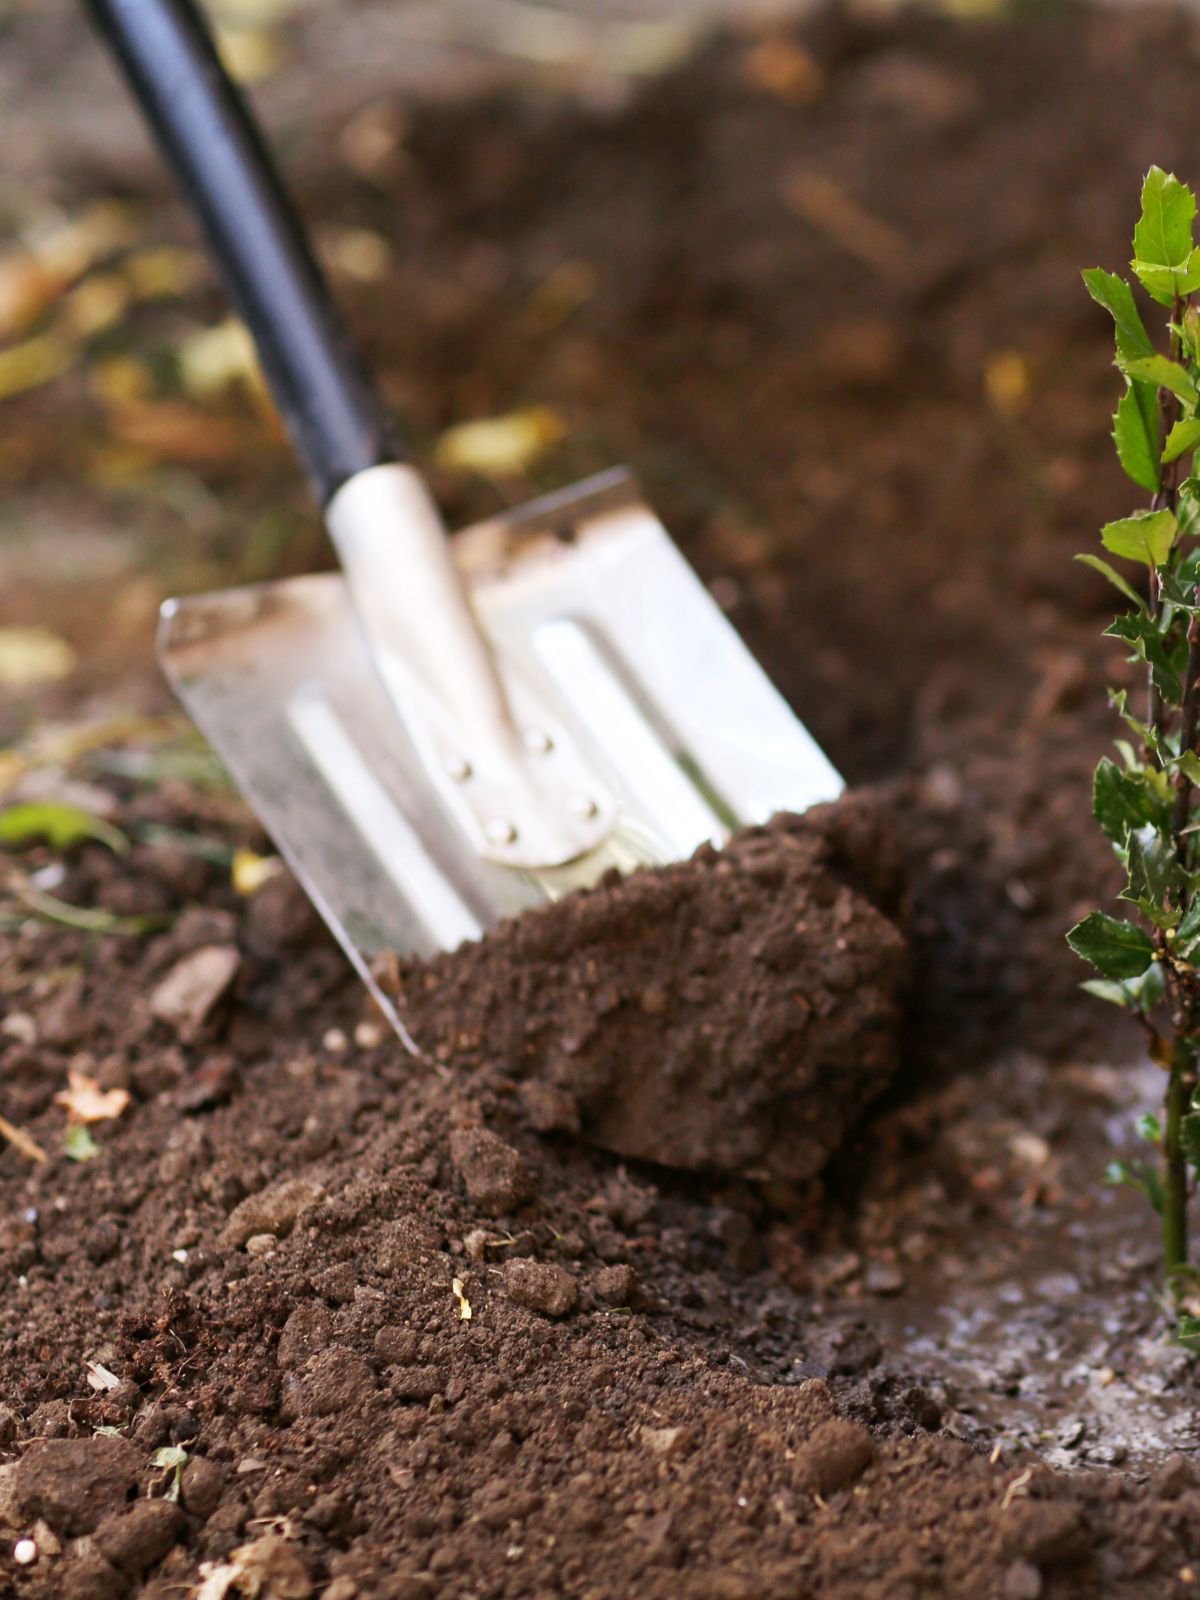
top-left (1067, 911), bottom-right (1156, 978)
top-left (1100, 508), bottom-right (1178, 567)
top-left (1093, 755), bottom-right (1163, 842)
top-left (1081, 978), bottom-right (1134, 1008)
top-left (1132, 249), bottom-right (1200, 305)
top-left (1121, 823), bottom-right (1184, 916)
top-left (1082, 267), bottom-right (1155, 359)
top-left (1075, 553), bottom-right (1149, 614)
top-left (1176, 1313), bottom-right (1200, 1352)
top-left (1105, 1157), bottom-right (1164, 1213)
top-left (1109, 689), bottom-right (1165, 753)
top-left (0, 801), bottom-right (127, 856)
top-left (1136, 1111), bottom-right (1163, 1143)
top-left (1179, 482), bottom-right (1200, 543)
top-left (64, 1124), bottom-right (99, 1163)
top-left (1175, 898), bottom-right (1200, 961)
top-left (1115, 381), bottom-right (1162, 491)
top-left (151, 1445), bottom-right (189, 1503)
top-left (1163, 418), bottom-right (1200, 465)
top-left (1105, 613), bottom-right (1184, 705)
top-left (1157, 569), bottom-right (1200, 613)
top-left (1132, 168), bottom-right (1197, 302)
top-left (1117, 354), bottom-right (1198, 404)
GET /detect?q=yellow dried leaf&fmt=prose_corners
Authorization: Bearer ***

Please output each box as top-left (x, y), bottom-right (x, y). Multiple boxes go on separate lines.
top-left (984, 350), bottom-right (1031, 416)
top-left (452, 1276), bottom-right (473, 1321)
top-left (0, 331), bottom-right (71, 400)
top-left (178, 317), bottom-right (264, 401)
top-left (0, 627), bottom-right (76, 687)
top-left (0, 254), bottom-right (63, 340)
top-left (323, 227), bottom-right (393, 284)
top-left (63, 271), bottom-right (131, 338)
top-left (123, 246), bottom-right (205, 300)
top-left (0, 1114), bottom-right (47, 1164)
top-left (743, 35), bottom-right (824, 104)
top-left (54, 1067), bottom-right (131, 1125)
top-left (32, 201), bottom-right (138, 281)
top-left (435, 406), bottom-right (567, 477)
top-left (214, 23), bottom-right (285, 83)
top-left (232, 848), bottom-right (283, 897)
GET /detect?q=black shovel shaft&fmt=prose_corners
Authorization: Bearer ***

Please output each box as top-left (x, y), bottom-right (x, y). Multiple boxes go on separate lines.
top-left (84, 0), bottom-right (400, 503)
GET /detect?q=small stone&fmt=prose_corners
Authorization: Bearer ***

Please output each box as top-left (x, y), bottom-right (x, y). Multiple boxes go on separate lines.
top-left (1054, 1416), bottom-right (1086, 1449)
top-left (219, 1176), bottom-right (324, 1250)
top-left (2, 1012), bottom-right (37, 1045)
top-left (592, 1263), bottom-right (637, 1305)
top-left (245, 1232), bottom-right (278, 1258)
top-left (864, 1260), bottom-right (905, 1295)
top-left (504, 1259), bottom-right (578, 1317)
top-left (450, 1128), bottom-right (534, 1217)
top-left (641, 1425), bottom-right (695, 1457)
top-left (354, 1021), bottom-right (384, 1050)
top-left (1003, 1561), bottom-right (1043, 1600)
top-left (150, 944), bottom-right (240, 1037)
top-left (13, 1538), bottom-right (35, 1565)
top-left (792, 1420), bottom-right (875, 1496)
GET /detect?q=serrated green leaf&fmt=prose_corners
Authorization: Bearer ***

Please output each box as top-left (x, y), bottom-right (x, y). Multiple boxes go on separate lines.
top-left (1133, 168), bottom-right (1197, 296)
top-left (1101, 508), bottom-right (1178, 566)
top-left (1115, 380), bottom-right (1162, 490)
top-left (1081, 977), bottom-right (1134, 1008)
top-left (1082, 267), bottom-right (1155, 359)
top-left (1176, 1313), bottom-right (1200, 1352)
top-left (1136, 1111), bottom-right (1164, 1143)
top-left (1106, 613), bottom-right (1184, 704)
top-left (0, 801), bottom-right (127, 856)
top-left (1132, 249), bottom-right (1200, 305)
top-left (65, 1124), bottom-right (99, 1163)
top-left (1067, 911), bottom-right (1156, 978)
top-left (1075, 553), bottom-right (1149, 614)
top-left (1109, 688), bottom-right (1165, 753)
top-left (1179, 483), bottom-right (1200, 544)
top-left (1118, 354), bottom-right (1198, 403)
top-left (1163, 417), bottom-right (1200, 465)
top-left (1093, 755), bottom-right (1163, 842)
top-left (1157, 569), bottom-right (1200, 614)
top-left (1121, 823), bottom-right (1184, 914)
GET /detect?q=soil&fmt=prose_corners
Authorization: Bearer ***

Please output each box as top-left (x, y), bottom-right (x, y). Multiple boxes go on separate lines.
top-left (391, 797), bottom-right (907, 1185)
top-left (10, 2), bottom-right (1200, 1596)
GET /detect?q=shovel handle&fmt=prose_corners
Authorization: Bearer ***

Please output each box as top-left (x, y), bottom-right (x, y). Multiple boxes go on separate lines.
top-left (84, 0), bottom-right (401, 503)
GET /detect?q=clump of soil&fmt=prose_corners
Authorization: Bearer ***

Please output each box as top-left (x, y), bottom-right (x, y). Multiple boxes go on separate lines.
top-left (395, 796), bottom-right (906, 1184)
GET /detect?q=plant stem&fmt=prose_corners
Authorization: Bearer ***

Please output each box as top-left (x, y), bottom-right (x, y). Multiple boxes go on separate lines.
top-left (1164, 1044), bottom-right (1191, 1279)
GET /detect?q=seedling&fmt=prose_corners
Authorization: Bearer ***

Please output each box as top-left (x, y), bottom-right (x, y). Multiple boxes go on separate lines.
top-left (1070, 167), bottom-right (1200, 1328)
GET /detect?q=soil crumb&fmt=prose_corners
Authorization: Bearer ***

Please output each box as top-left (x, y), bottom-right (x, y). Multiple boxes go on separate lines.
top-left (394, 797), bottom-right (907, 1184)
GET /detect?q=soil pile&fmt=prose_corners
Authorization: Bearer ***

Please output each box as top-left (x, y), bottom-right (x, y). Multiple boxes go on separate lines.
top-left (393, 797), bottom-right (907, 1184)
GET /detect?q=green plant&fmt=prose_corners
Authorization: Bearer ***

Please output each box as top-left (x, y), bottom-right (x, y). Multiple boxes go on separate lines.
top-left (1069, 167), bottom-right (1200, 1327)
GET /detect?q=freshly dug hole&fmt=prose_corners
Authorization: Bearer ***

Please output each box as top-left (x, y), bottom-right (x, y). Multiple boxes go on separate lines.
top-left (394, 793), bottom-right (907, 1184)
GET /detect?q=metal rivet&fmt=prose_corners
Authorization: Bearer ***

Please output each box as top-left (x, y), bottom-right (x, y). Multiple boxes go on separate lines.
top-left (523, 728), bottom-right (553, 755)
top-left (571, 795), bottom-right (599, 819)
top-left (445, 753), bottom-right (472, 781)
top-left (485, 818), bottom-right (518, 845)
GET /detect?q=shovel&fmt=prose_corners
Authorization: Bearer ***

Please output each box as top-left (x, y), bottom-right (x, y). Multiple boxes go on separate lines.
top-left (85, 0), bottom-right (842, 1046)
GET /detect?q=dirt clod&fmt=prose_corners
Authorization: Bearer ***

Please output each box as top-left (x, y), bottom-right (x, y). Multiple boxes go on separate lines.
top-left (218, 1176), bottom-right (325, 1250)
top-left (401, 808), bottom-right (906, 1184)
top-left (449, 1127), bottom-right (535, 1216)
top-left (504, 1258), bottom-right (579, 1317)
top-left (792, 1419), bottom-right (876, 1496)
top-left (93, 1498), bottom-right (184, 1575)
top-left (13, 1437), bottom-right (140, 1536)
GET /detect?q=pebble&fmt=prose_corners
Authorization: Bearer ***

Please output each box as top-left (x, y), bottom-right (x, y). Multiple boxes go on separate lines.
top-left (504, 1259), bottom-right (578, 1317)
top-left (450, 1128), bottom-right (534, 1217)
top-left (149, 944), bottom-right (240, 1037)
top-left (219, 1176), bottom-right (325, 1250)
top-left (592, 1263), bottom-right (637, 1305)
top-left (245, 1232), bottom-right (278, 1257)
top-left (792, 1420), bottom-right (876, 1495)
top-left (13, 1538), bottom-right (35, 1566)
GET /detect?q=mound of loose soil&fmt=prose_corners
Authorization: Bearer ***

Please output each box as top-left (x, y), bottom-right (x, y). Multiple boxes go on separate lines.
top-left (394, 797), bottom-right (906, 1184)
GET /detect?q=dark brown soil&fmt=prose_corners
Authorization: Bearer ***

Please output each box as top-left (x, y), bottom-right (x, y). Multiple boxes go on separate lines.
top-left (393, 797), bottom-right (907, 1185)
top-left (9, 2), bottom-right (1200, 1596)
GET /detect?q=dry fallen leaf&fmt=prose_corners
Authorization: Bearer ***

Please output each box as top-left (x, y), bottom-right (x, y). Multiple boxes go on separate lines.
top-left (435, 406), bottom-right (566, 477)
top-left (54, 1068), bottom-right (131, 1125)
top-left (0, 627), bottom-right (76, 688)
top-left (452, 1276), bottom-right (473, 1321)
top-left (232, 848), bottom-right (283, 897)
top-left (0, 1114), bottom-right (48, 1164)
top-left (0, 331), bottom-right (71, 400)
top-left (783, 169), bottom-right (906, 277)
